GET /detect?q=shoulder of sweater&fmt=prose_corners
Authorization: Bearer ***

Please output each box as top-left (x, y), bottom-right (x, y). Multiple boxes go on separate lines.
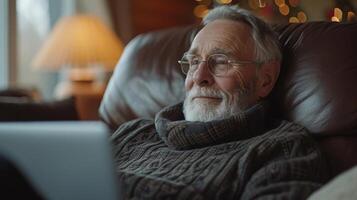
top-left (241, 120), bottom-right (321, 163)
top-left (264, 120), bottom-right (311, 140)
top-left (258, 120), bottom-right (320, 156)
top-left (250, 120), bottom-right (315, 151)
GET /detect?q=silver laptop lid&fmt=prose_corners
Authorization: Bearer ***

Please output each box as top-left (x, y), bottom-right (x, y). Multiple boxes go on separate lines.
top-left (0, 121), bottom-right (119, 200)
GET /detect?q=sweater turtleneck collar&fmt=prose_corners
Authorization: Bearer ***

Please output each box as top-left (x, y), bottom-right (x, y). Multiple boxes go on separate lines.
top-left (155, 101), bottom-right (269, 150)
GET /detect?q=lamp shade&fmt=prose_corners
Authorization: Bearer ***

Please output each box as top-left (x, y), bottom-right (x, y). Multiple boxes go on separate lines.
top-left (31, 15), bottom-right (123, 71)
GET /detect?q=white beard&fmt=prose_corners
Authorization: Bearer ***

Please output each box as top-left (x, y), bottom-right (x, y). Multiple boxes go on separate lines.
top-left (183, 86), bottom-right (252, 122)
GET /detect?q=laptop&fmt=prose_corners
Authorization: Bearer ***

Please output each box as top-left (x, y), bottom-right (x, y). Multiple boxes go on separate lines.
top-left (0, 121), bottom-right (120, 200)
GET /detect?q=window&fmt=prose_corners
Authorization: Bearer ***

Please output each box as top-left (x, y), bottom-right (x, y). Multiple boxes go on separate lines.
top-left (1, 0), bottom-right (109, 99)
top-left (16, 0), bottom-right (53, 99)
top-left (0, 0), bottom-right (10, 88)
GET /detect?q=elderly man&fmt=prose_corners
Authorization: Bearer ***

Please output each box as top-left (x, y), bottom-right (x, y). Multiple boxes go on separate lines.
top-left (111, 6), bottom-right (329, 200)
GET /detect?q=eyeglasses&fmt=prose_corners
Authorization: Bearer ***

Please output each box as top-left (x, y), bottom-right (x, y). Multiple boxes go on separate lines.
top-left (178, 53), bottom-right (261, 77)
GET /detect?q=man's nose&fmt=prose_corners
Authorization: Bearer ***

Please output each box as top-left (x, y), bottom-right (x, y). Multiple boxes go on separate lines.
top-left (192, 62), bottom-right (214, 87)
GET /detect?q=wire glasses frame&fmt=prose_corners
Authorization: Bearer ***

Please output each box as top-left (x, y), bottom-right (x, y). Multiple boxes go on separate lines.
top-left (178, 53), bottom-right (261, 77)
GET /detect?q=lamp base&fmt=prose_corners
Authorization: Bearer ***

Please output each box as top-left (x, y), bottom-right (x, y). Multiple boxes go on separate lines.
top-left (55, 80), bottom-right (106, 120)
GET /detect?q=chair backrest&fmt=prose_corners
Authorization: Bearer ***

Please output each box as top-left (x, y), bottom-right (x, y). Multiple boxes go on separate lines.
top-left (272, 22), bottom-right (357, 136)
top-left (100, 22), bottom-right (357, 177)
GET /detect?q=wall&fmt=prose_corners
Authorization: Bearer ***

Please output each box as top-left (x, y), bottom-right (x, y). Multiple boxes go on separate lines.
top-left (108, 0), bottom-right (197, 44)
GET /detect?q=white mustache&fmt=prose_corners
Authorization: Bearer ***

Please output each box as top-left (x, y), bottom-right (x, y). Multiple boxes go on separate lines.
top-left (187, 87), bottom-right (224, 100)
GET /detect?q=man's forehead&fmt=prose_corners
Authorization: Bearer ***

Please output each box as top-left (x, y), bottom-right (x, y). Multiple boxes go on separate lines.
top-left (188, 19), bottom-right (253, 58)
top-left (187, 47), bottom-right (235, 57)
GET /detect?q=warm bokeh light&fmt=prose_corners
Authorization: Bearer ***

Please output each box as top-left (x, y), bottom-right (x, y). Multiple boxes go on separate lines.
top-left (331, 16), bottom-right (340, 22)
top-left (289, 17), bottom-right (299, 23)
top-left (198, 0), bottom-right (212, 5)
top-left (279, 4), bottom-right (290, 16)
top-left (288, 0), bottom-right (299, 7)
top-left (216, 0), bottom-right (232, 4)
top-left (297, 11), bottom-right (307, 22)
top-left (347, 11), bottom-right (355, 21)
top-left (194, 5), bottom-right (209, 18)
top-left (274, 0), bottom-right (285, 6)
top-left (258, 0), bottom-right (266, 8)
top-left (334, 8), bottom-right (343, 21)
top-left (191, 0), bottom-right (355, 23)
top-left (202, 9), bottom-right (210, 17)
top-left (248, 0), bottom-right (259, 9)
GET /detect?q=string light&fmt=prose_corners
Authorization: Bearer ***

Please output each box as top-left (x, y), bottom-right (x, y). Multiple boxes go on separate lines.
top-left (347, 11), bottom-right (356, 21)
top-left (203, 9), bottom-right (210, 17)
top-left (274, 0), bottom-right (285, 7)
top-left (289, 17), bottom-right (299, 23)
top-left (192, 0), bottom-right (307, 22)
top-left (197, 0), bottom-right (211, 6)
top-left (279, 4), bottom-right (290, 16)
top-left (297, 11), bottom-right (307, 22)
top-left (194, 5), bottom-right (209, 18)
top-left (258, 0), bottom-right (266, 8)
top-left (334, 8), bottom-right (343, 21)
top-left (331, 16), bottom-right (340, 22)
top-left (248, 0), bottom-right (259, 9)
top-left (216, 0), bottom-right (232, 4)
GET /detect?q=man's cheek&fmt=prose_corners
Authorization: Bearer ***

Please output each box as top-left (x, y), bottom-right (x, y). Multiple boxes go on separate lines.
top-left (184, 78), bottom-right (193, 91)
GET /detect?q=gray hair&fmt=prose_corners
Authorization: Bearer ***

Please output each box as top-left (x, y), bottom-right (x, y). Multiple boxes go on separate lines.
top-left (203, 6), bottom-right (282, 64)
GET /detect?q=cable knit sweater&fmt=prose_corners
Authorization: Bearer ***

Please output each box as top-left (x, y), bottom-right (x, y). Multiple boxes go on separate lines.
top-left (111, 102), bottom-right (329, 200)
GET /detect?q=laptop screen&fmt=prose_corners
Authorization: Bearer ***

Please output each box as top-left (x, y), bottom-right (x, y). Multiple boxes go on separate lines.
top-left (0, 121), bottom-right (120, 200)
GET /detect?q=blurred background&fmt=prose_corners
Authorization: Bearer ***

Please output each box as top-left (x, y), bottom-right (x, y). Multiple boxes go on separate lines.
top-left (0, 0), bottom-right (356, 117)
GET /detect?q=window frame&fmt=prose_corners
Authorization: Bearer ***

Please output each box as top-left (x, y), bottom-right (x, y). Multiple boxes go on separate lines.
top-left (0, 0), bottom-right (75, 90)
top-left (0, 0), bottom-right (16, 88)
top-left (0, 0), bottom-right (17, 88)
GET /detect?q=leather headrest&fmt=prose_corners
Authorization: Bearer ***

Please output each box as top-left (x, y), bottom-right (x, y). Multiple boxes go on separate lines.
top-left (100, 26), bottom-right (198, 129)
top-left (272, 22), bottom-right (357, 136)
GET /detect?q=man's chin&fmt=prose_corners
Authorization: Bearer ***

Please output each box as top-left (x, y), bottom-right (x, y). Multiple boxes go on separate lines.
top-left (183, 101), bottom-right (222, 122)
top-left (186, 99), bottom-right (221, 110)
top-left (183, 97), bottom-right (249, 122)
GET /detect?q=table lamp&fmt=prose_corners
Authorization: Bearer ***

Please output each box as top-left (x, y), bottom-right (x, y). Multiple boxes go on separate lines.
top-left (31, 14), bottom-right (124, 119)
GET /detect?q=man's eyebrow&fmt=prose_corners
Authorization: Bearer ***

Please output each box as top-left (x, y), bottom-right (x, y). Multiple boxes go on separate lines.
top-left (209, 48), bottom-right (235, 57)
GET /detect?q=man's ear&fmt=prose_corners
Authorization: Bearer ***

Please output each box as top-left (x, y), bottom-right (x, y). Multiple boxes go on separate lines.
top-left (256, 61), bottom-right (280, 98)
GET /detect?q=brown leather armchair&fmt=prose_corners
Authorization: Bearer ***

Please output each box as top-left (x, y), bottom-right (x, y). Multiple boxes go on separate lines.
top-left (99, 22), bottom-right (357, 179)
